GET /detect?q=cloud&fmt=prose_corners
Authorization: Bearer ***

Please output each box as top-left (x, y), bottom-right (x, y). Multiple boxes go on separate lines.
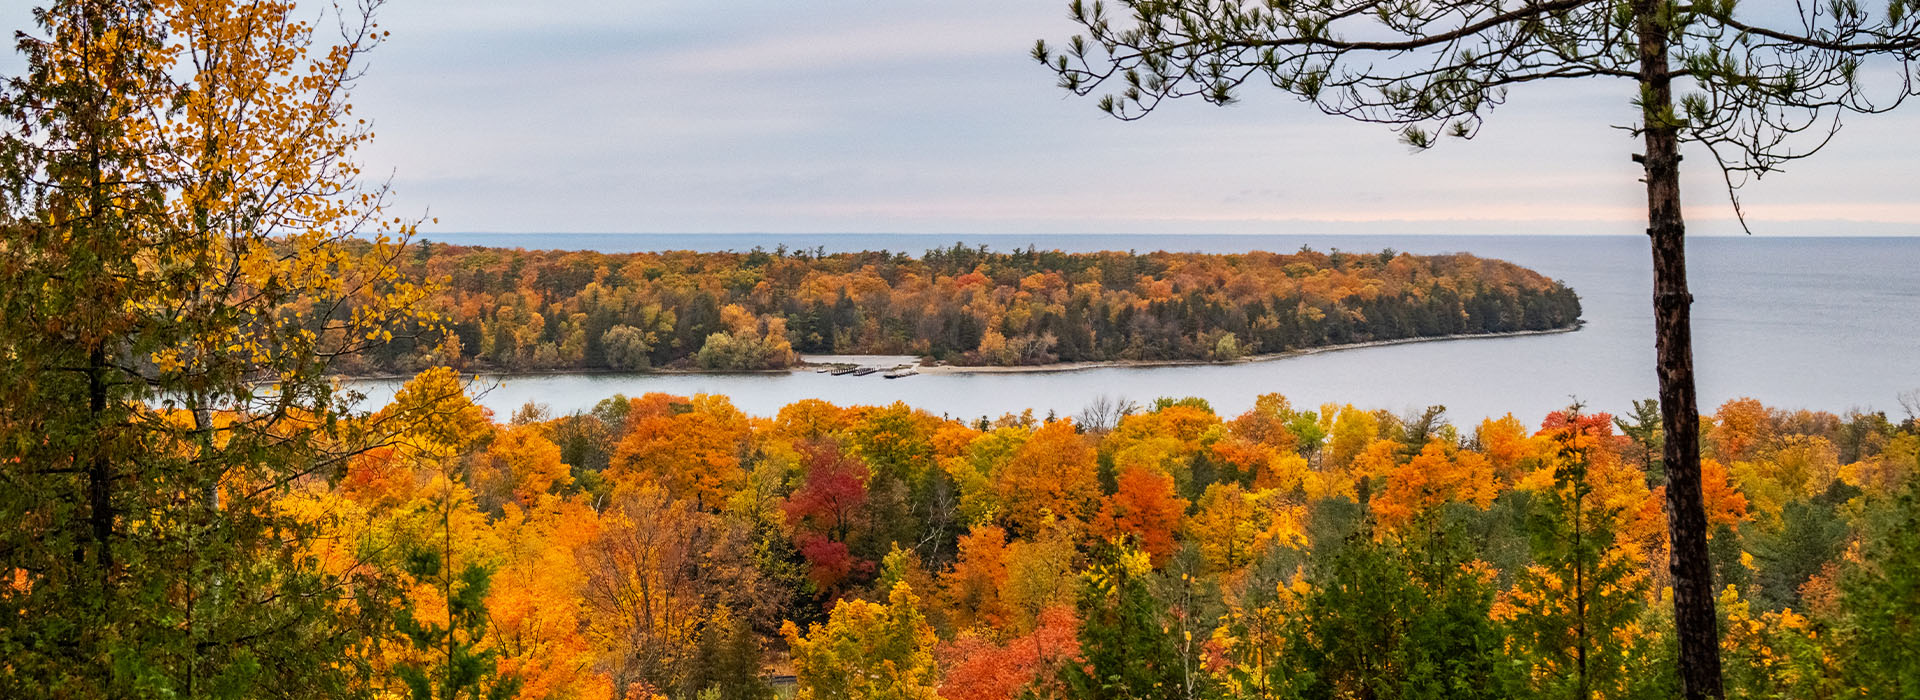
top-left (650, 18), bottom-right (1023, 76)
top-left (14, 0), bottom-right (1903, 234)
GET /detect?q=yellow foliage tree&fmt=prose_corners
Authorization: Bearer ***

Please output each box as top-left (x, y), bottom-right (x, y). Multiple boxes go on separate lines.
top-left (1322, 405), bottom-right (1381, 471)
top-left (488, 499), bottom-right (610, 700)
top-left (1187, 483), bottom-right (1306, 574)
top-left (481, 423), bottom-right (571, 508)
top-left (783, 582), bottom-right (944, 700)
top-left (1477, 413), bottom-right (1545, 484)
top-left (0, 6), bottom-right (436, 684)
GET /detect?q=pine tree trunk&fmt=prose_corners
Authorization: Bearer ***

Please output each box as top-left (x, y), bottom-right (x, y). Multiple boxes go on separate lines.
top-left (1634, 3), bottom-right (1725, 698)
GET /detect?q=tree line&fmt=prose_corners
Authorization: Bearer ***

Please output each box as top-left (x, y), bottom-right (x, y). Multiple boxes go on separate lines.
top-left (340, 243), bottom-right (1582, 374)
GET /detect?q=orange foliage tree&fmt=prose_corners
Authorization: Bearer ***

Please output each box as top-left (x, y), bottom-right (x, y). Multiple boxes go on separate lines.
top-left (1092, 467), bottom-right (1190, 566)
top-left (610, 399), bottom-right (746, 510)
top-left (995, 420), bottom-right (1100, 534)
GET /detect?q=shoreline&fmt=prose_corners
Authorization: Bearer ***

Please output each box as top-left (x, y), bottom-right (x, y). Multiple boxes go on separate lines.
top-left (334, 322), bottom-right (1582, 382)
top-left (916, 323), bottom-right (1583, 375)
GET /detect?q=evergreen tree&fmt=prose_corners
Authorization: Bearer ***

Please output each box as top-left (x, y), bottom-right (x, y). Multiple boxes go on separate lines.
top-left (1836, 470), bottom-right (1920, 695)
top-left (683, 607), bottom-right (775, 700)
top-left (1277, 523), bottom-right (1507, 700)
top-left (1615, 400), bottom-right (1666, 487)
top-left (389, 550), bottom-right (519, 700)
top-left (1062, 545), bottom-right (1198, 699)
top-left (1747, 493), bottom-right (1853, 612)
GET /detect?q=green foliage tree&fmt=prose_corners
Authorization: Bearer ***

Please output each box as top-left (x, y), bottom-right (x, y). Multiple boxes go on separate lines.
top-left (694, 305), bottom-right (797, 371)
top-left (1747, 492), bottom-right (1854, 612)
top-left (1271, 524), bottom-right (1506, 700)
top-left (371, 369), bottom-right (514, 700)
top-left (0, 1), bottom-right (426, 697)
top-left (682, 606), bottom-right (775, 700)
top-left (1037, 4), bottom-right (1920, 697)
top-left (1616, 399), bottom-right (1666, 487)
top-left (601, 324), bottom-right (658, 371)
top-left (695, 331), bottom-right (795, 371)
top-left (1836, 467), bottom-right (1920, 694)
top-left (1061, 546), bottom-right (1198, 699)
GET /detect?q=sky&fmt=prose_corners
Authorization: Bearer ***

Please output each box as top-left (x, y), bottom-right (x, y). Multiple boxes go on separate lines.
top-left (7, 1), bottom-right (1920, 236)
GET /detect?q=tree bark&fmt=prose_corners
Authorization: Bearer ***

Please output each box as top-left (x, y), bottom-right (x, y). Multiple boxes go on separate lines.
top-left (1634, 3), bottom-right (1724, 698)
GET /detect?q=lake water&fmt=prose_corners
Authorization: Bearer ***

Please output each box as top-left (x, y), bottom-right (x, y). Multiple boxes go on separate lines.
top-left (350, 233), bottom-right (1920, 426)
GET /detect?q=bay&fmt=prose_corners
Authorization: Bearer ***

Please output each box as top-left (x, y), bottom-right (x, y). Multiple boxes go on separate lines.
top-left (349, 233), bottom-right (1920, 425)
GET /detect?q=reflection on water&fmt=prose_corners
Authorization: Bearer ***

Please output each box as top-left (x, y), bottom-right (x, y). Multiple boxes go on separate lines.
top-left (350, 234), bottom-right (1920, 424)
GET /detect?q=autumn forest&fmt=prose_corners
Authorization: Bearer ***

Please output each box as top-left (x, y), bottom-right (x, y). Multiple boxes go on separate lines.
top-left (286, 377), bottom-right (1920, 699)
top-left (4, 1), bottom-right (1919, 700)
top-left (345, 243), bottom-right (1581, 374)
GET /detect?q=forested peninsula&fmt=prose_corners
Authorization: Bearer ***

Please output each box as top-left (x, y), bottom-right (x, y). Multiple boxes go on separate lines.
top-left (350, 243), bottom-right (1582, 374)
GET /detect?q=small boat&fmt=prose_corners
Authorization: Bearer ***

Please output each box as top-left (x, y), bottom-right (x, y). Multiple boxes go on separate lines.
top-left (883, 367), bottom-right (917, 379)
top-left (850, 367), bottom-right (880, 376)
top-left (829, 366), bottom-right (860, 376)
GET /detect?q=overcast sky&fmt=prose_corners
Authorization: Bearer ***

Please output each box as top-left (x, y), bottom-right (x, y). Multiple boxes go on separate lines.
top-left (8, 1), bottom-right (1920, 235)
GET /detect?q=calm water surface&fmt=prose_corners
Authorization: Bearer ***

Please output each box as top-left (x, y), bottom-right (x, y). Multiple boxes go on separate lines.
top-left (351, 234), bottom-right (1920, 425)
